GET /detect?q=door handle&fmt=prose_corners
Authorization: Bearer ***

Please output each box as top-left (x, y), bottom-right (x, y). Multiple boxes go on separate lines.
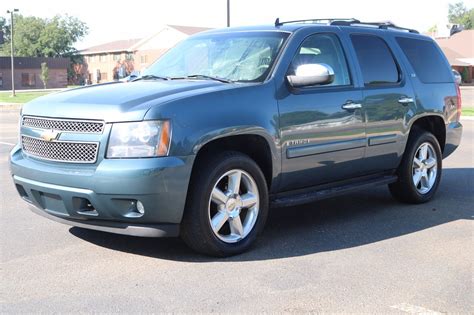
top-left (341, 101), bottom-right (362, 110)
top-left (398, 97), bottom-right (414, 105)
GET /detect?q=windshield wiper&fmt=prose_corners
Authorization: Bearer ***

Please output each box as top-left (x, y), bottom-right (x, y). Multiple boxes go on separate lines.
top-left (132, 74), bottom-right (170, 82)
top-left (171, 74), bottom-right (233, 83)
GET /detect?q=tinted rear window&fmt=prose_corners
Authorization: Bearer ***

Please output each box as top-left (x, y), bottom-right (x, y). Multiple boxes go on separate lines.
top-left (351, 35), bottom-right (400, 85)
top-left (396, 37), bottom-right (453, 83)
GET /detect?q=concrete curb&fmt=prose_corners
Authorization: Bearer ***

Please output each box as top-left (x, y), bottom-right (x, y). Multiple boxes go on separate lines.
top-left (0, 103), bottom-right (22, 111)
top-left (0, 88), bottom-right (66, 94)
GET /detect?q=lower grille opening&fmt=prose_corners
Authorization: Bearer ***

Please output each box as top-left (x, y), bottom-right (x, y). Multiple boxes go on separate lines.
top-left (15, 184), bottom-right (32, 203)
top-left (73, 197), bottom-right (98, 216)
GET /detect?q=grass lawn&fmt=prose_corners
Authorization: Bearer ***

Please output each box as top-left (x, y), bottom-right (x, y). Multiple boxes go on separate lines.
top-left (0, 91), bottom-right (53, 104)
top-left (461, 108), bottom-right (474, 116)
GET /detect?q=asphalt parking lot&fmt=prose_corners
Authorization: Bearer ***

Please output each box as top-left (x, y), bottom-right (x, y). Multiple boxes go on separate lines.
top-left (0, 111), bottom-right (472, 313)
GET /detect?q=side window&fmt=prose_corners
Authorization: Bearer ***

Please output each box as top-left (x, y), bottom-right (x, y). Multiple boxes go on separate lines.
top-left (396, 37), bottom-right (453, 83)
top-left (289, 33), bottom-right (351, 86)
top-left (351, 34), bottom-right (400, 85)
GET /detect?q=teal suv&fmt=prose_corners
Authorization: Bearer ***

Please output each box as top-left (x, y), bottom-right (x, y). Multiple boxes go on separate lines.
top-left (10, 19), bottom-right (463, 256)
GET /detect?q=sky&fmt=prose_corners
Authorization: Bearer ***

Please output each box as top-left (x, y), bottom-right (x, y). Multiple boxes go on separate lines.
top-left (1, 0), bottom-right (473, 49)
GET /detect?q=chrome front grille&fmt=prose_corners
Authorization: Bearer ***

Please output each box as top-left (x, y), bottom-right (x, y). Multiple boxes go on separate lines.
top-left (22, 116), bottom-right (104, 134)
top-left (21, 136), bottom-right (99, 163)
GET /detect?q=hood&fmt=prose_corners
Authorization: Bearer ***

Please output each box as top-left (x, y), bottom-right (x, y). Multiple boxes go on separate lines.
top-left (22, 80), bottom-right (234, 122)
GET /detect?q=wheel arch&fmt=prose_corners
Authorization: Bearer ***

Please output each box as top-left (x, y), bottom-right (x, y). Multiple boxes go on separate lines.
top-left (408, 114), bottom-right (446, 153)
top-left (191, 127), bottom-right (280, 192)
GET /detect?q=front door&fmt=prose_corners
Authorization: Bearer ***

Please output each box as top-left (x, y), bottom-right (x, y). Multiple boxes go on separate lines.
top-left (278, 32), bottom-right (366, 191)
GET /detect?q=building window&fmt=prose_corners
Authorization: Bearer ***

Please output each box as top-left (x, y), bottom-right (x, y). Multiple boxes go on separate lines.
top-left (140, 55), bottom-right (148, 63)
top-left (125, 53), bottom-right (133, 61)
top-left (21, 73), bottom-right (36, 87)
top-left (113, 54), bottom-right (121, 61)
top-left (99, 54), bottom-right (107, 62)
top-left (89, 55), bottom-right (95, 63)
top-left (100, 72), bottom-right (108, 81)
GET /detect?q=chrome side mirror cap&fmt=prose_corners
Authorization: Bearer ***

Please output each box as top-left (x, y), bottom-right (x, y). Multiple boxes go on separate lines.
top-left (287, 63), bottom-right (335, 88)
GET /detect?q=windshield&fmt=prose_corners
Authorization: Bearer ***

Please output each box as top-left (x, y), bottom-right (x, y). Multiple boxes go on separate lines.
top-left (142, 31), bottom-right (289, 83)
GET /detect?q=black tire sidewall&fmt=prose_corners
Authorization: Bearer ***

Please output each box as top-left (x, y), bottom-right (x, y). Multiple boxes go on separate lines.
top-left (397, 131), bottom-right (443, 203)
top-left (182, 152), bottom-right (269, 256)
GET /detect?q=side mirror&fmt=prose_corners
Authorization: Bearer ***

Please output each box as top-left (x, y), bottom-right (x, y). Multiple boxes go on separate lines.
top-left (287, 63), bottom-right (335, 88)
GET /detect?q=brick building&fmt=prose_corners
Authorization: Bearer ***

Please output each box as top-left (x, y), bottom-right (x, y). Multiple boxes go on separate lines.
top-left (78, 25), bottom-right (210, 84)
top-left (0, 57), bottom-right (68, 90)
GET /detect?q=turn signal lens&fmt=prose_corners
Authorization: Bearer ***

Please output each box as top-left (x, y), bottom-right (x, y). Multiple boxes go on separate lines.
top-left (157, 120), bottom-right (171, 156)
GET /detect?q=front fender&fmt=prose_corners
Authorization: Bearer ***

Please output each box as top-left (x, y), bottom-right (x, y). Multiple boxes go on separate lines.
top-left (143, 82), bottom-right (282, 186)
top-left (193, 125), bottom-right (281, 186)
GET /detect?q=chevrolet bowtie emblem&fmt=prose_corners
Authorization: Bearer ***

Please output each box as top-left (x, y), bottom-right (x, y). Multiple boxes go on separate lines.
top-left (41, 130), bottom-right (60, 142)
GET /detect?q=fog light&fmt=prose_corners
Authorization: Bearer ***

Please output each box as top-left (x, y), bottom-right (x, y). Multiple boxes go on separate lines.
top-left (136, 201), bottom-right (145, 214)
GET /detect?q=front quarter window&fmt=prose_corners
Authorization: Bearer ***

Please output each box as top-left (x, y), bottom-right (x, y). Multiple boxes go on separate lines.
top-left (143, 32), bottom-right (289, 83)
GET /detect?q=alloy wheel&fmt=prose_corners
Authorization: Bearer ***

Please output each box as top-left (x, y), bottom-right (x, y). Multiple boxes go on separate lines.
top-left (208, 169), bottom-right (260, 243)
top-left (412, 142), bottom-right (438, 194)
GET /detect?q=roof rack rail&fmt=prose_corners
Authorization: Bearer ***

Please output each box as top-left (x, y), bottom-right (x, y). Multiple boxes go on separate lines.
top-left (274, 18), bottom-right (360, 27)
top-left (346, 21), bottom-right (419, 33)
top-left (274, 18), bottom-right (419, 34)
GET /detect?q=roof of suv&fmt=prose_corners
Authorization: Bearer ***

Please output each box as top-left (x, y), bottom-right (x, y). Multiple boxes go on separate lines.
top-left (202, 19), bottom-right (425, 38)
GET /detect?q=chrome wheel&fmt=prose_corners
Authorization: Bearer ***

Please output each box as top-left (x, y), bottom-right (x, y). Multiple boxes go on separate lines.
top-left (208, 169), bottom-right (260, 243)
top-left (412, 142), bottom-right (438, 194)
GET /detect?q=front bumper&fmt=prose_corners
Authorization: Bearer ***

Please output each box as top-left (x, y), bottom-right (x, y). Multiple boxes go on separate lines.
top-left (28, 203), bottom-right (179, 237)
top-left (10, 145), bottom-right (194, 235)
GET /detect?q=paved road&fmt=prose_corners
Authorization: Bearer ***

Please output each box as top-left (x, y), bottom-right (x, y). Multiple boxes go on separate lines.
top-left (1, 111), bottom-right (472, 313)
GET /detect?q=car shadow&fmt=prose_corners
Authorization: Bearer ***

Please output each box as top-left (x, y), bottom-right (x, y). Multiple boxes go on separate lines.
top-left (69, 167), bottom-right (473, 262)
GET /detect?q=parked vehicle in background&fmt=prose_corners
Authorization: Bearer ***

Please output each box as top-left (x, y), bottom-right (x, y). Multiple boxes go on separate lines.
top-left (452, 69), bottom-right (462, 85)
top-left (10, 19), bottom-right (462, 257)
top-left (119, 71), bottom-right (140, 82)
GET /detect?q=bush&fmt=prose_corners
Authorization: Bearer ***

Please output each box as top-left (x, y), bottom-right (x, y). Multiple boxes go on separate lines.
top-left (461, 67), bottom-right (470, 83)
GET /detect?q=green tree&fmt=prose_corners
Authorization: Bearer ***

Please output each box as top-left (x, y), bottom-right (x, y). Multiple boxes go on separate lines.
top-left (448, 2), bottom-right (474, 29)
top-left (0, 14), bottom-right (88, 83)
top-left (40, 62), bottom-right (49, 89)
top-left (0, 17), bottom-right (8, 45)
top-left (427, 25), bottom-right (438, 33)
top-left (1, 14), bottom-right (88, 57)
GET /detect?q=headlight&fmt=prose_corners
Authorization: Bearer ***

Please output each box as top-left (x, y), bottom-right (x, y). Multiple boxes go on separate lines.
top-left (107, 120), bottom-right (171, 158)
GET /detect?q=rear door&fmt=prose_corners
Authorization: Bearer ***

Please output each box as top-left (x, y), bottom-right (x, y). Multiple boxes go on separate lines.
top-left (349, 33), bottom-right (416, 173)
top-left (395, 36), bottom-right (457, 122)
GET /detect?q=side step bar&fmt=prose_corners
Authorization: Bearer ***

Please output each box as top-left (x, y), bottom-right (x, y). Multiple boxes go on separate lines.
top-left (270, 175), bottom-right (397, 208)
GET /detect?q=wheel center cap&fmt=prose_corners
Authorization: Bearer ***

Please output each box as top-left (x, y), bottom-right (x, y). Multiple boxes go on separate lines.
top-left (226, 198), bottom-right (237, 211)
top-left (225, 196), bottom-right (242, 218)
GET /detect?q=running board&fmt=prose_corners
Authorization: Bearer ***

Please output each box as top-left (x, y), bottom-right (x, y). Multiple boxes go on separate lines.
top-left (270, 175), bottom-right (397, 208)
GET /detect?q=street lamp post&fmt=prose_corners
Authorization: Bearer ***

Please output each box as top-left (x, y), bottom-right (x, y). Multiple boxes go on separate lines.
top-left (6, 9), bottom-right (19, 97)
top-left (227, 0), bottom-right (230, 27)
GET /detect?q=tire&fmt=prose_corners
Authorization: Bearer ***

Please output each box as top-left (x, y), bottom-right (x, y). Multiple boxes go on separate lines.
top-left (181, 151), bottom-right (269, 257)
top-left (389, 127), bottom-right (442, 204)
